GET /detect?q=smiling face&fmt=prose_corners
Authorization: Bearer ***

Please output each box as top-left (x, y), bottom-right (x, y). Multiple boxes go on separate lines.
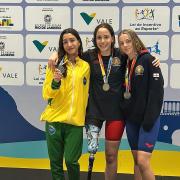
top-left (62, 33), bottom-right (80, 57)
top-left (95, 27), bottom-right (114, 56)
top-left (118, 33), bottom-right (136, 58)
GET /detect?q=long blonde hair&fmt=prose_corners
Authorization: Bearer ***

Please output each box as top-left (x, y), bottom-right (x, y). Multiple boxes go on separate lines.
top-left (118, 29), bottom-right (147, 55)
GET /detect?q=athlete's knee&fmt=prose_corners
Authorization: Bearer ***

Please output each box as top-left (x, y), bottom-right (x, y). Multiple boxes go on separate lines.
top-left (65, 158), bottom-right (79, 168)
top-left (106, 152), bottom-right (117, 165)
top-left (136, 156), bottom-right (150, 170)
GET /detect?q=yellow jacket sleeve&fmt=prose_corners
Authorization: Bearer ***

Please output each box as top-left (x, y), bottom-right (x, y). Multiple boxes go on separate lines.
top-left (42, 67), bottom-right (60, 100)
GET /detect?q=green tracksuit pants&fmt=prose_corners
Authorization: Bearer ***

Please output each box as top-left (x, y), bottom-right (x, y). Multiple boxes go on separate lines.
top-left (46, 122), bottom-right (83, 180)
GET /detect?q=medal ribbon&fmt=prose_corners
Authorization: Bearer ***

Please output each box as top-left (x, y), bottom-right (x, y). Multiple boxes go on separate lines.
top-left (125, 57), bottom-right (136, 92)
top-left (58, 56), bottom-right (68, 66)
top-left (59, 57), bottom-right (65, 65)
top-left (98, 53), bottom-right (113, 84)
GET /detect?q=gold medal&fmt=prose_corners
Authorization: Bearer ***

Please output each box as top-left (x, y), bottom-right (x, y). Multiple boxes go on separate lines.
top-left (103, 83), bottom-right (110, 91)
top-left (124, 91), bottom-right (131, 99)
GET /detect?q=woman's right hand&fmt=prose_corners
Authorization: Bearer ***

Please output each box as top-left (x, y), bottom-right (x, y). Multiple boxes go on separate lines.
top-left (48, 52), bottom-right (59, 71)
top-left (53, 68), bottom-right (63, 82)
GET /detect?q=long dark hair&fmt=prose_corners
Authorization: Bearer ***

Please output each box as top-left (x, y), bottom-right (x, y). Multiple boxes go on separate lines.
top-left (93, 23), bottom-right (115, 52)
top-left (58, 28), bottom-right (83, 63)
top-left (57, 28), bottom-right (83, 77)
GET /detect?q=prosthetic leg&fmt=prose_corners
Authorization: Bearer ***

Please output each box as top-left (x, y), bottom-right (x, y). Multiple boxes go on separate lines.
top-left (86, 124), bottom-right (100, 180)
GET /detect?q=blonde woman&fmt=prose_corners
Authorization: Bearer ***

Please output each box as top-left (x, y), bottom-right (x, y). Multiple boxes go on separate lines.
top-left (118, 29), bottom-right (164, 180)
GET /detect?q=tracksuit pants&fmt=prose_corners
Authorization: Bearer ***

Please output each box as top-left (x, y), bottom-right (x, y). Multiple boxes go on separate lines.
top-left (46, 122), bottom-right (83, 180)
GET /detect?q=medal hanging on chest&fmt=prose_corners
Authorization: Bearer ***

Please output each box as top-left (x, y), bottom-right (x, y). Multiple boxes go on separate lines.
top-left (124, 57), bottom-right (136, 99)
top-left (102, 79), bottom-right (110, 91)
top-left (123, 91), bottom-right (131, 99)
top-left (98, 53), bottom-right (112, 92)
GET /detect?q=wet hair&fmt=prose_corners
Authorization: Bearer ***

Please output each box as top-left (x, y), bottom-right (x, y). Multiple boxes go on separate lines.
top-left (118, 29), bottom-right (146, 55)
top-left (93, 23), bottom-right (115, 51)
top-left (58, 28), bottom-right (83, 61)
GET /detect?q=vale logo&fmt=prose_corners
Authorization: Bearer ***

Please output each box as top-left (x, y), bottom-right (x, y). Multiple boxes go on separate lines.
top-left (33, 40), bottom-right (48, 53)
top-left (80, 12), bottom-right (96, 25)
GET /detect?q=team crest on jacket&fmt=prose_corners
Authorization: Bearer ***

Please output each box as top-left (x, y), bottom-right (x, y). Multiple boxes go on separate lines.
top-left (112, 57), bottom-right (121, 66)
top-left (135, 65), bottom-right (144, 75)
top-left (83, 77), bottom-right (87, 85)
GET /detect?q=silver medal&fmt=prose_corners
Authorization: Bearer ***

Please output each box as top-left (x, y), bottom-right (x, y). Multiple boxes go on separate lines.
top-left (102, 83), bottom-right (110, 91)
top-left (57, 64), bottom-right (65, 75)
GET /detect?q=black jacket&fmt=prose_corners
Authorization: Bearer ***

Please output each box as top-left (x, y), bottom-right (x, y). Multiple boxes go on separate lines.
top-left (121, 51), bottom-right (164, 131)
top-left (82, 48), bottom-right (126, 127)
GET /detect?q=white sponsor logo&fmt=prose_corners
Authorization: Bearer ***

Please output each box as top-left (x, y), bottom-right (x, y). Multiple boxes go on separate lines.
top-left (0, 6), bottom-right (23, 31)
top-left (80, 34), bottom-right (94, 51)
top-left (73, 6), bottom-right (119, 32)
top-left (26, 34), bottom-right (59, 59)
top-left (0, 34), bottom-right (23, 58)
top-left (172, 6), bottom-right (180, 32)
top-left (139, 35), bottom-right (169, 61)
top-left (25, 6), bottom-right (70, 31)
top-left (26, 62), bottom-right (47, 86)
top-left (0, 61), bottom-right (24, 86)
top-left (122, 6), bottom-right (170, 32)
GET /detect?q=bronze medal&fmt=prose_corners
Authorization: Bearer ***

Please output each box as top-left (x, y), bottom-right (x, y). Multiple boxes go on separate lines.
top-left (124, 91), bottom-right (131, 99)
top-left (103, 83), bottom-right (110, 91)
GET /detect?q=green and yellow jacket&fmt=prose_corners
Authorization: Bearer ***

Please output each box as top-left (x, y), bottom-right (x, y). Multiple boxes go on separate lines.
top-left (40, 55), bottom-right (90, 126)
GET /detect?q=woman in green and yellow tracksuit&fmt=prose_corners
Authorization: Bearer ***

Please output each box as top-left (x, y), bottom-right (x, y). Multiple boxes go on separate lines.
top-left (40, 28), bottom-right (90, 180)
